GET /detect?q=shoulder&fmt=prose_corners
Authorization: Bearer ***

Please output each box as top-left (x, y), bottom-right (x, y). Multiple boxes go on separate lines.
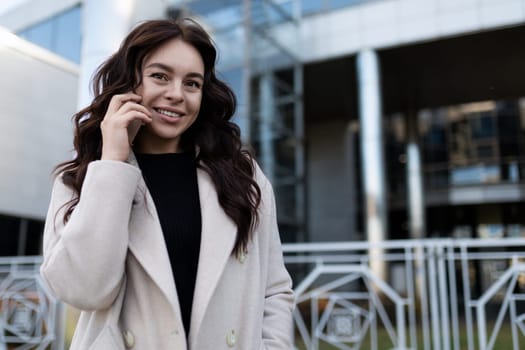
top-left (50, 172), bottom-right (73, 199)
top-left (248, 159), bottom-right (278, 218)
top-left (248, 157), bottom-right (273, 195)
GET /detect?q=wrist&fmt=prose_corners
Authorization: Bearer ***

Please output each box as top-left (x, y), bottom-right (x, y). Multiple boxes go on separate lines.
top-left (101, 149), bottom-right (128, 162)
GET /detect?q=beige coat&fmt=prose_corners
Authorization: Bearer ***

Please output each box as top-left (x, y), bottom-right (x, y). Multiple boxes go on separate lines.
top-left (40, 156), bottom-right (294, 349)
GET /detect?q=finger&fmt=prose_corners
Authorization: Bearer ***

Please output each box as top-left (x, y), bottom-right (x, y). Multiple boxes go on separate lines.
top-left (120, 110), bottom-right (152, 125)
top-left (119, 101), bottom-right (152, 117)
top-left (100, 108), bottom-right (151, 134)
top-left (106, 93), bottom-right (142, 116)
top-left (119, 93), bottom-right (142, 105)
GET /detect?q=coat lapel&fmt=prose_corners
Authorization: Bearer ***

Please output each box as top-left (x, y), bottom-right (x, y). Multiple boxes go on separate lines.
top-left (125, 153), bottom-right (237, 342)
top-left (125, 154), bottom-right (180, 316)
top-left (189, 167), bottom-right (237, 341)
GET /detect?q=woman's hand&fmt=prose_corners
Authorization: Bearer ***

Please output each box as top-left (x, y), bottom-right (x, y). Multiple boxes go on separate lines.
top-left (100, 93), bottom-right (152, 161)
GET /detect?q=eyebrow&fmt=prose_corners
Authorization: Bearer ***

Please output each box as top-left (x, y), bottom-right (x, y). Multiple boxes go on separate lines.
top-left (144, 62), bottom-right (204, 81)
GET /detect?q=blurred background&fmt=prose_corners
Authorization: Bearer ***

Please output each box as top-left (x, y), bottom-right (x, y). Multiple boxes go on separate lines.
top-left (1, 0), bottom-right (525, 349)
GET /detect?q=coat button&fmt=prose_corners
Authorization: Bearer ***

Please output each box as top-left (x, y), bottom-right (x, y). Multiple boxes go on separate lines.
top-left (238, 251), bottom-right (247, 263)
top-left (122, 330), bottom-right (135, 348)
top-left (226, 329), bottom-right (236, 347)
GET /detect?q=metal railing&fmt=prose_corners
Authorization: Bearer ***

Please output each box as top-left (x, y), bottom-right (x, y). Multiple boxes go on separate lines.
top-left (0, 256), bottom-right (62, 350)
top-left (1, 238), bottom-right (525, 349)
top-left (283, 238), bottom-right (525, 350)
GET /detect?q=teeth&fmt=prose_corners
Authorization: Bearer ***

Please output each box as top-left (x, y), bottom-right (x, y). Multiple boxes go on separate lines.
top-left (156, 108), bottom-right (181, 118)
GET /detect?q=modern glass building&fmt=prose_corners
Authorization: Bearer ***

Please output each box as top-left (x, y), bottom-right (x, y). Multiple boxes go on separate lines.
top-left (1, 0), bottom-right (525, 256)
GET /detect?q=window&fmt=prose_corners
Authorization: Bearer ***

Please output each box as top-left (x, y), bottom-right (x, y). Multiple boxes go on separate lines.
top-left (18, 5), bottom-right (81, 63)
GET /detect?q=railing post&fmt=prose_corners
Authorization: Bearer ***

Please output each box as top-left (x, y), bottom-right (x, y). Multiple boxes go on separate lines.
top-left (427, 245), bottom-right (442, 350)
top-left (447, 244), bottom-right (461, 350)
top-left (405, 246), bottom-right (417, 349)
top-left (311, 293), bottom-right (319, 350)
top-left (477, 304), bottom-right (487, 350)
top-left (461, 245), bottom-right (475, 350)
top-left (418, 244), bottom-right (431, 350)
top-left (438, 244), bottom-right (451, 350)
top-left (396, 302), bottom-right (406, 349)
top-left (510, 298), bottom-right (519, 350)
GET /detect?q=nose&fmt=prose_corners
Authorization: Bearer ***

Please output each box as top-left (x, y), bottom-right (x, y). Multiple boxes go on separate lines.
top-left (164, 81), bottom-right (184, 102)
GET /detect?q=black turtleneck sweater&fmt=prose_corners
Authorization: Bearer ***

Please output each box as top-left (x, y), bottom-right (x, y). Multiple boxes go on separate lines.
top-left (135, 152), bottom-right (201, 337)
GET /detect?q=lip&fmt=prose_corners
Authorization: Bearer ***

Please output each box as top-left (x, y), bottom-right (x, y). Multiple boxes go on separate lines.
top-left (153, 106), bottom-right (185, 123)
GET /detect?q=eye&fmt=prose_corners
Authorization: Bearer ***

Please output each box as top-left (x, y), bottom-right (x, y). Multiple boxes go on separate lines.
top-left (150, 72), bottom-right (168, 81)
top-left (185, 80), bottom-right (202, 90)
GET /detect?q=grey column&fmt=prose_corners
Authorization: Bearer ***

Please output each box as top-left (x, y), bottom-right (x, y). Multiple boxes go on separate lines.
top-left (259, 73), bottom-right (276, 184)
top-left (78, 0), bottom-right (136, 109)
top-left (406, 111), bottom-right (426, 326)
top-left (345, 122), bottom-right (358, 241)
top-left (17, 219), bottom-right (28, 256)
top-left (294, 64), bottom-right (306, 242)
top-left (406, 111), bottom-right (425, 239)
top-left (357, 49), bottom-right (387, 279)
top-left (241, 0), bottom-right (253, 143)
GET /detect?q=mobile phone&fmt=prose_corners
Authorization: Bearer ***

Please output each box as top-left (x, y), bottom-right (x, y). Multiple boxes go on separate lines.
top-left (127, 119), bottom-right (142, 145)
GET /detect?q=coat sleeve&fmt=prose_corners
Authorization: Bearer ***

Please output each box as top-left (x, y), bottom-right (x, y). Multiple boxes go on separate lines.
top-left (40, 160), bottom-right (141, 311)
top-left (258, 171), bottom-right (295, 349)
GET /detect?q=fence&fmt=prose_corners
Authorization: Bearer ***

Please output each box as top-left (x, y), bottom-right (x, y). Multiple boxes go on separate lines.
top-left (0, 256), bottom-right (62, 350)
top-left (1, 238), bottom-right (525, 349)
top-left (283, 238), bottom-right (525, 350)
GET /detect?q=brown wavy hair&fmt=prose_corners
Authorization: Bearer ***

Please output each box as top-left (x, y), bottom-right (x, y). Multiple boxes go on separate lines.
top-left (56, 18), bottom-right (261, 255)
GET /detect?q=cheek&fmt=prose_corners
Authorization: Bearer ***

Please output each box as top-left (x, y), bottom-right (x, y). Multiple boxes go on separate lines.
top-left (135, 80), bottom-right (158, 99)
top-left (135, 84), bottom-right (145, 98)
top-left (190, 94), bottom-right (203, 113)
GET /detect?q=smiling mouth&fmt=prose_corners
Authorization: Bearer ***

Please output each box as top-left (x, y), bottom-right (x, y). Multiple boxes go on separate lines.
top-left (155, 108), bottom-right (182, 118)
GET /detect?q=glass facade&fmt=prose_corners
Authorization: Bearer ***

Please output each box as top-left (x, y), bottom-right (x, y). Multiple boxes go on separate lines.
top-left (386, 98), bottom-right (525, 196)
top-left (250, 69), bottom-right (301, 242)
top-left (385, 98), bottom-right (525, 239)
top-left (187, 0), bottom-right (374, 24)
top-left (420, 100), bottom-right (525, 189)
top-left (301, 0), bottom-right (375, 16)
top-left (18, 5), bottom-right (81, 63)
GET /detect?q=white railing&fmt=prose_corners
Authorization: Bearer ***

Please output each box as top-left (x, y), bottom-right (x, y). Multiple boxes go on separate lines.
top-left (1, 238), bottom-right (524, 349)
top-left (283, 238), bottom-right (525, 350)
top-left (0, 256), bottom-right (63, 350)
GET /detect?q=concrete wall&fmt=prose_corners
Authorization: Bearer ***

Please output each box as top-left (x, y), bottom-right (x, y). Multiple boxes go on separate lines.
top-left (300, 0), bottom-right (525, 62)
top-left (0, 28), bottom-right (78, 219)
top-left (306, 120), bottom-right (359, 241)
top-left (254, 0), bottom-right (525, 67)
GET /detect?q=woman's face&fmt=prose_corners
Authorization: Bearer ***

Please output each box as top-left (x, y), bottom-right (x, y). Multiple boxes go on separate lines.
top-left (134, 38), bottom-right (204, 153)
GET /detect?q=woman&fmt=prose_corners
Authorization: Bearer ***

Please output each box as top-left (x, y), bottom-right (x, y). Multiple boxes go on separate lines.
top-left (41, 18), bottom-right (294, 349)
